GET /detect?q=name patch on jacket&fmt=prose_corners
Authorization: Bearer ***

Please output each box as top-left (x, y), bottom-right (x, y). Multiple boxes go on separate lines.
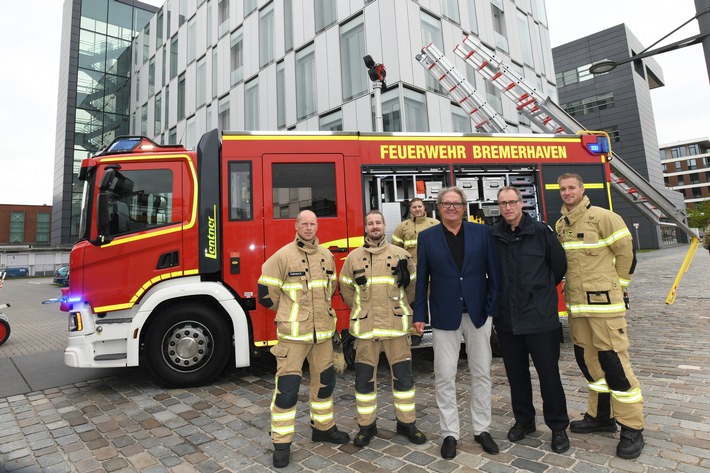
top-left (288, 271), bottom-right (306, 277)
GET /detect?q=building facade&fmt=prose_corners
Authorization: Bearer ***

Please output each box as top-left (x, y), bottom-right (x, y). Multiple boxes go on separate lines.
top-left (0, 204), bottom-right (52, 247)
top-left (51, 0), bottom-right (157, 246)
top-left (552, 24), bottom-right (687, 249)
top-left (129, 0), bottom-right (556, 146)
top-left (661, 137), bottom-right (710, 209)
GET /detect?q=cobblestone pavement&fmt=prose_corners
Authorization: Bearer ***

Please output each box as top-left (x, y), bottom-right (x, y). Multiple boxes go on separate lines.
top-left (1, 244), bottom-right (709, 472)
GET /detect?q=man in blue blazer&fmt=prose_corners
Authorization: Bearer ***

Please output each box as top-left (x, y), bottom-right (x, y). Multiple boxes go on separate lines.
top-left (413, 187), bottom-right (500, 460)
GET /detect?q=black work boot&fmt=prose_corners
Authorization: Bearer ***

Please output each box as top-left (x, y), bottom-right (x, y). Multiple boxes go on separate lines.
top-left (617, 426), bottom-right (644, 459)
top-left (570, 413), bottom-right (617, 434)
top-left (353, 423), bottom-right (377, 447)
top-left (272, 443), bottom-right (290, 468)
top-left (396, 421), bottom-right (427, 444)
top-left (311, 425), bottom-right (350, 444)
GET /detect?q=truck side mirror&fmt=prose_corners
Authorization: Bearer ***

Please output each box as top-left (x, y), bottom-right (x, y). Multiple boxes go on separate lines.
top-left (93, 193), bottom-right (111, 245)
top-left (99, 169), bottom-right (115, 191)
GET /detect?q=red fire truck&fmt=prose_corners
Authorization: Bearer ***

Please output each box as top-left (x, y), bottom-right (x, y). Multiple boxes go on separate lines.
top-left (60, 129), bottom-right (613, 387)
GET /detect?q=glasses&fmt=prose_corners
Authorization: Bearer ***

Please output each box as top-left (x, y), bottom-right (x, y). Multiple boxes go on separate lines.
top-left (498, 200), bottom-right (520, 208)
top-left (439, 202), bottom-right (465, 209)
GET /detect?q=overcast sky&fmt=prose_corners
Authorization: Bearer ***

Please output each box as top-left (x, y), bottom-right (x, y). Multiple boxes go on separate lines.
top-left (0, 0), bottom-right (707, 206)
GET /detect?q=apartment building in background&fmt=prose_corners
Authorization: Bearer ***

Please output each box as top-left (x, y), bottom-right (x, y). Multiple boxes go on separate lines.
top-left (661, 137), bottom-right (710, 209)
top-left (552, 24), bottom-right (687, 249)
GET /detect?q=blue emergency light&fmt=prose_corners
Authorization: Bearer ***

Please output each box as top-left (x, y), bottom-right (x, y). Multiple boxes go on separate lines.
top-left (586, 135), bottom-right (610, 154)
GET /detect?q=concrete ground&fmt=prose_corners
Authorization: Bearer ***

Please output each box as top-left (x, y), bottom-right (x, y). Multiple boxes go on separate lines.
top-left (0, 244), bottom-right (709, 472)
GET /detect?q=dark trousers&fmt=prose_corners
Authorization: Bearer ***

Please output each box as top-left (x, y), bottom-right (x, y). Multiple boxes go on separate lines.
top-left (497, 327), bottom-right (569, 430)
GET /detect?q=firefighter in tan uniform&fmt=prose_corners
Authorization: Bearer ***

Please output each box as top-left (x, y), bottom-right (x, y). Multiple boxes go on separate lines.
top-left (703, 222), bottom-right (710, 253)
top-left (340, 210), bottom-right (427, 448)
top-left (555, 173), bottom-right (644, 460)
top-left (391, 198), bottom-right (439, 262)
top-left (258, 210), bottom-right (349, 468)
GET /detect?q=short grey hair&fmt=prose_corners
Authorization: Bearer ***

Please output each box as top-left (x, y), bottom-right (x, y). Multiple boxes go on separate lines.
top-left (436, 187), bottom-right (466, 206)
top-left (497, 186), bottom-right (522, 201)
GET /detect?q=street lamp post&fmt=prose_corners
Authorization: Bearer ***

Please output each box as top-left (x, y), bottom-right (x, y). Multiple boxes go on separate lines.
top-left (589, 0), bottom-right (710, 83)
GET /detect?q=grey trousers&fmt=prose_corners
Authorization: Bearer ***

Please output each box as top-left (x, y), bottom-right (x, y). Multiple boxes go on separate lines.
top-left (432, 314), bottom-right (493, 438)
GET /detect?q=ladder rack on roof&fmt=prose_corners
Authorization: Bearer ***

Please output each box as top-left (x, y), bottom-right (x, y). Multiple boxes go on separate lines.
top-left (417, 35), bottom-right (693, 239)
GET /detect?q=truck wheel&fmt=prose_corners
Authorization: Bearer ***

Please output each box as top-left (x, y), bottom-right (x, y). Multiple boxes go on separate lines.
top-left (145, 303), bottom-right (231, 388)
top-left (0, 318), bottom-right (9, 346)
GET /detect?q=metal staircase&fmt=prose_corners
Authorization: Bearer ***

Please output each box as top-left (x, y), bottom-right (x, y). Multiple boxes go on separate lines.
top-left (417, 37), bottom-right (694, 239)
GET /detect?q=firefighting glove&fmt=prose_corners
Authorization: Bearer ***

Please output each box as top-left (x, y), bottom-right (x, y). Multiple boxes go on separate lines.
top-left (392, 259), bottom-right (410, 289)
top-left (331, 332), bottom-right (346, 375)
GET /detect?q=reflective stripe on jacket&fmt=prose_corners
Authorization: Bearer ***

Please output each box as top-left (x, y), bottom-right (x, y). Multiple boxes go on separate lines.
top-left (555, 196), bottom-right (635, 318)
top-left (258, 236), bottom-right (337, 342)
top-left (340, 238), bottom-right (416, 339)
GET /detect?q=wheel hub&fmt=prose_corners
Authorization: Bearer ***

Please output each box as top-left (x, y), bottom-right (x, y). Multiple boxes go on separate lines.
top-left (164, 323), bottom-right (211, 370)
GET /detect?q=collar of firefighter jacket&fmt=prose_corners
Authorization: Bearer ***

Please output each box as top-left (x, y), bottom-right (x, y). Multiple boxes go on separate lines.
top-left (363, 235), bottom-right (389, 254)
top-left (295, 235), bottom-right (320, 254)
top-left (560, 195), bottom-right (591, 226)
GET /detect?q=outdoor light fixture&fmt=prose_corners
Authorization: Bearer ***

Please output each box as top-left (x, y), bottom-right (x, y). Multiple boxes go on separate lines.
top-left (363, 54), bottom-right (387, 89)
top-left (589, 9), bottom-right (710, 75)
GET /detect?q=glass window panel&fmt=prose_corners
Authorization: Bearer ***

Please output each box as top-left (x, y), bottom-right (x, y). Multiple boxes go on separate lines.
top-left (229, 162), bottom-right (253, 220)
top-left (315, 0), bottom-right (336, 33)
top-left (468, 0), bottom-right (479, 34)
top-left (259, 3), bottom-right (274, 67)
top-left (320, 110), bottom-right (342, 131)
top-left (517, 11), bottom-right (534, 67)
top-left (178, 73), bottom-right (186, 120)
top-left (101, 169), bottom-right (175, 237)
top-left (296, 44), bottom-right (317, 120)
top-left (197, 57), bottom-right (206, 107)
top-left (230, 28), bottom-right (244, 85)
top-left (441, 0), bottom-right (460, 24)
top-left (245, 79), bottom-right (259, 130)
top-left (377, 86), bottom-right (401, 132)
top-left (284, 0), bottom-right (293, 51)
top-left (9, 211), bottom-right (25, 243)
top-left (155, 92), bottom-right (162, 133)
top-left (36, 213), bottom-right (50, 243)
top-left (340, 15), bottom-right (367, 101)
top-left (107, 1), bottom-right (134, 41)
top-left (272, 163), bottom-right (337, 218)
top-left (403, 88), bottom-right (429, 132)
top-left (451, 104), bottom-right (472, 132)
top-left (277, 61), bottom-right (286, 128)
top-left (187, 17), bottom-right (196, 64)
top-left (421, 12), bottom-right (444, 92)
top-left (81, 0), bottom-right (108, 34)
top-left (170, 36), bottom-right (178, 79)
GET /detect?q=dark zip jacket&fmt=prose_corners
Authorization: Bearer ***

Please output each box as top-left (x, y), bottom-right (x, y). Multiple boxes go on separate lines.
top-left (490, 212), bottom-right (566, 335)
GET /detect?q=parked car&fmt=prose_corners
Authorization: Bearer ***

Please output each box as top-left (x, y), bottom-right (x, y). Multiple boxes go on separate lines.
top-left (2, 267), bottom-right (29, 278)
top-left (53, 265), bottom-right (70, 286)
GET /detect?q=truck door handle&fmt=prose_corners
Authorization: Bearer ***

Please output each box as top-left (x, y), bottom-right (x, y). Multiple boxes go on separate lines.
top-left (328, 246), bottom-right (348, 253)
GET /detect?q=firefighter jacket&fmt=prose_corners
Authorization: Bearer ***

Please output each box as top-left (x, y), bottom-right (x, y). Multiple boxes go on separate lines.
top-left (491, 212), bottom-right (567, 335)
top-left (339, 237), bottom-right (416, 340)
top-left (391, 216), bottom-right (440, 260)
top-left (257, 236), bottom-right (337, 343)
top-left (555, 196), bottom-right (635, 318)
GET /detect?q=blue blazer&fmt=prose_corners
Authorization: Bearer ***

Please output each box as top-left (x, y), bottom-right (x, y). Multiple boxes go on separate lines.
top-left (414, 221), bottom-right (500, 329)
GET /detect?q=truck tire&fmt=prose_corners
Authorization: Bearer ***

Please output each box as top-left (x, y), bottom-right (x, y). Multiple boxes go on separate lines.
top-left (145, 303), bottom-right (231, 388)
top-left (0, 318), bottom-right (9, 346)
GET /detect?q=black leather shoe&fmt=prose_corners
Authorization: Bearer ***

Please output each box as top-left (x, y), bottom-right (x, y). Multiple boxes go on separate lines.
top-left (312, 425), bottom-right (350, 444)
top-left (272, 443), bottom-right (290, 468)
top-left (353, 423), bottom-right (377, 447)
top-left (441, 436), bottom-right (457, 459)
top-left (474, 431), bottom-right (499, 454)
top-left (551, 430), bottom-right (570, 453)
top-left (570, 413), bottom-right (617, 434)
top-left (396, 421), bottom-right (427, 444)
top-left (617, 427), bottom-right (644, 459)
top-left (507, 421), bottom-right (536, 442)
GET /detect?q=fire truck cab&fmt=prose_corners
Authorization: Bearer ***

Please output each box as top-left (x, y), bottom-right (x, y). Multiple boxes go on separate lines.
top-left (62, 129), bottom-right (612, 387)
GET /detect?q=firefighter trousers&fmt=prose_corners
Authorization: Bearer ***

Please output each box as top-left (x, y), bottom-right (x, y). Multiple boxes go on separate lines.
top-left (569, 316), bottom-right (644, 430)
top-left (354, 336), bottom-right (416, 427)
top-left (270, 340), bottom-right (336, 444)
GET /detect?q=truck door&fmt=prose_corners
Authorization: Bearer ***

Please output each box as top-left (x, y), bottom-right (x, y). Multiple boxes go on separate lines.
top-left (259, 154), bottom-right (350, 341)
top-left (80, 160), bottom-right (186, 313)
